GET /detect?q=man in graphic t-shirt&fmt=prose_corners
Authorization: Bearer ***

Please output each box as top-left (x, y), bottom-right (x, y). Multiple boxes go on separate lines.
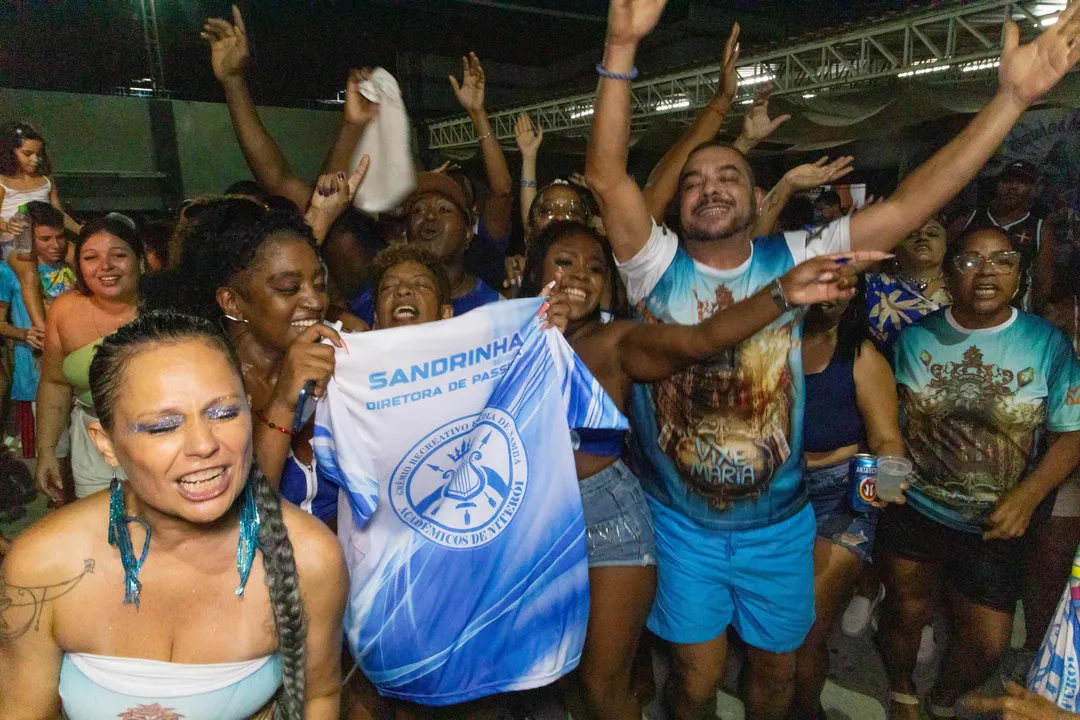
top-left (586, 1), bottom-right (1080, 718)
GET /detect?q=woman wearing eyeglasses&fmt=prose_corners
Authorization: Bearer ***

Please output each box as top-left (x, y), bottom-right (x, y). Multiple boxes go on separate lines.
top-left (876, 228), bottom-right (1080, 720)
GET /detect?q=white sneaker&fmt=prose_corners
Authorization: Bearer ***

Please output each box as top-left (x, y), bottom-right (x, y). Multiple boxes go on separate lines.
top-left (842, 584), bottom-right (884, 637)
top-left (917, 625), bottom-right (936, 665)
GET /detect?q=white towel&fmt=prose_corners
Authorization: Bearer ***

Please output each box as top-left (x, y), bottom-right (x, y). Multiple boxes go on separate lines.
top-left (350, 68), bottom-right (415, 213)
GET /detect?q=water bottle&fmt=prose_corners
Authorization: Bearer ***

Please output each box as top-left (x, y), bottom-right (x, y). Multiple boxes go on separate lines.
top-left (10, 204), bottom-right (32, 258)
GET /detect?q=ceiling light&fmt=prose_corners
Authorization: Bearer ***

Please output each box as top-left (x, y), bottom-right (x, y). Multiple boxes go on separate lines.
top-left (655, 97), bottom-right (691, 112)
top-left (960, 59), bottom-right (999, 73)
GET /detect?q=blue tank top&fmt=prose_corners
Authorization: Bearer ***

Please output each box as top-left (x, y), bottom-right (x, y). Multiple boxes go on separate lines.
top-left (802, 348), bottom-right (863, 453)
top-left (280, 450), bottom-right (337, 524)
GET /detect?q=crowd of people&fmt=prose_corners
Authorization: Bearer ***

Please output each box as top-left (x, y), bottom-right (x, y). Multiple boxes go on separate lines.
top-left (1, 0), bottom-right (1080, 718)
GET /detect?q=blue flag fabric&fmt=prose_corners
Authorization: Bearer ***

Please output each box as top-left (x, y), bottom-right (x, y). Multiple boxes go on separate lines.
top-left (1028, 541), bottom-right (1080, 709)
top-left (313, 298), bottom-right (627, 705)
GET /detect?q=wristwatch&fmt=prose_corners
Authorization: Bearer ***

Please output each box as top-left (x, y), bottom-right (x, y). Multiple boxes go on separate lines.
top-left (768, 277), bottom-right (792, 312)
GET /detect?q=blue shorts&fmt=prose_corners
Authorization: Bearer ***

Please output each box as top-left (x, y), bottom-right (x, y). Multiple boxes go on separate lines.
top-left (646, 498), bottom-right (816, 653)
top-left (580, 460), bottom-right (657, 568)
top-left (806, 460), bottom-right (878, 564)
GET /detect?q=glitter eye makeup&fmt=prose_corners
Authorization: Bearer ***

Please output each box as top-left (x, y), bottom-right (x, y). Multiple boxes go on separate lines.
top-left (207, 404), bottom-right (243, 421)
top-left (131, 416), bottom-right (183, 435)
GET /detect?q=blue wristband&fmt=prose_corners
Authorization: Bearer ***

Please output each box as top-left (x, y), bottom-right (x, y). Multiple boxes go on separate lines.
top-left (596, 63), bottom-right (638, 81)
top-left (520, 179), bottom-right (538, 188)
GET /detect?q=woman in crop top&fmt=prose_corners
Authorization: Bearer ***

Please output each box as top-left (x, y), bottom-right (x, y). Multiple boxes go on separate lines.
top-left (521, 220), bottom-right (883, 720)
top-left (0, 312), bottom-right (347, 719)
top-left (0, 122), bottom-right (81, 240)
top-left (36, 217), bottom-right (144, 502)
top-left (791, 281), bottom-right (906, 720)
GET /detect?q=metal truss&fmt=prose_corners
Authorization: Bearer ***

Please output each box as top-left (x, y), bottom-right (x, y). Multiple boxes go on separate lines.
top-left (426, 0), bottom-right (1065, 149)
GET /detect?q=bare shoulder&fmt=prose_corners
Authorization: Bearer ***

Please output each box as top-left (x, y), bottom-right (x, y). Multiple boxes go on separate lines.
top-left (854, 339), bottom-right (894, 380)
top-left (280, 504), bottom-right (347, 590)
top-left (47, 290), bottom-right (83, 319)
top-left (3, 495), bottom-right (105, 590)
top-left (573, 319), bottom-right (635, 354)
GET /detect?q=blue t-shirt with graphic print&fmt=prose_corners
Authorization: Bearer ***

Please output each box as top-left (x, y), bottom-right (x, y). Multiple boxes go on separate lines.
top-left (894, 307), bottom-right (1080, 534)
top-left (617, 217), bottom-right (851, 531)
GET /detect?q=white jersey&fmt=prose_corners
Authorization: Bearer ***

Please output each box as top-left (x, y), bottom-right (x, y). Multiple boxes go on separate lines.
top-left (314, 298), bottom-right (626, 705)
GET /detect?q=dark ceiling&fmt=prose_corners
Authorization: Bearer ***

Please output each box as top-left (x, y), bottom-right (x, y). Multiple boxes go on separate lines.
top-left (1, 0), bottom-right (931, 117)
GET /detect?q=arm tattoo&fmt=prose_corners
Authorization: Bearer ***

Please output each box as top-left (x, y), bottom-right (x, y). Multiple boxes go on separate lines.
top-left (0, 559), bottom-right (94, 641)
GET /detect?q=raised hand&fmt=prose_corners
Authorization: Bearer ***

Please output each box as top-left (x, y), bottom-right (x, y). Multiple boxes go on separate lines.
top-left (307, 157), bottom-right (371, 224)
top-left (739, 85), bottom-right (792, 145)
top-left (606, 0), bottom-right (669, 47)
top-left (784, 156), bottom-right (855, 191)
top-left (779, 250), bottom-right (892, 305)
top-left (999, 2), bottom-right (1080, 107)
top-left (515, 113), bottom-right (543, 156)
top-left (718, 23), bottom-right (741, 100)
top-left (344, 68), bottom-right (379, 126)
top-left (450, 52), bottom-right (486, 114)
top-left (503, 254), bottom-right (526, 290)
top-left (202, 5), bottom-right (250, 82)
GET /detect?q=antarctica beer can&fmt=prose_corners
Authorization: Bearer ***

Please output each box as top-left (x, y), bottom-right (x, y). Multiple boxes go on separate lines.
top-left (849, 454), bottom-right (877, 512)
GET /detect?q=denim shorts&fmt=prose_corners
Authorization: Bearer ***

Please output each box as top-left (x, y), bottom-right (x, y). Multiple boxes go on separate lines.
top-left (806, 460), bottom-right (878, 564)
top-left (580, 459), bottom-right (657, 568)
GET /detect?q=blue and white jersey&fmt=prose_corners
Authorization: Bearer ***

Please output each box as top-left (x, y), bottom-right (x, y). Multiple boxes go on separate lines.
top-left (313, 298), bottom-right (626, 706)
top-left (617, 217), bottom-right (850, 531)
top-left (1028, 543), bottom-right (1080, 710)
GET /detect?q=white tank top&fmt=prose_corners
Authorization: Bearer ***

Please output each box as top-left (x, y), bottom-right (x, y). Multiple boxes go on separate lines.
top-left (0, 177), bottom-right (51, 220)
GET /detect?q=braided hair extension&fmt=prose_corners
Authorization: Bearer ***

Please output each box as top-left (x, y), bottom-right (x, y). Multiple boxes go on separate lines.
top-left (250, 465), bottom-right (308, 718)
top-left (89, 311), bottom-right (308, 716)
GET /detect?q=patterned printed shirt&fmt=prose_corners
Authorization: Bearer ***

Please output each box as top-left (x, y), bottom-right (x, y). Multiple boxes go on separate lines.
top-left (617, 217), bottom-right (850, 530)
top-left (864, 271), bottom-right (952, 357)
top-left (894, 308), bottom-right (1080, 533)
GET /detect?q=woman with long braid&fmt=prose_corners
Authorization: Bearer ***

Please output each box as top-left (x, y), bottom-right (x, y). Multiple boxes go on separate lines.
top-left (0, 311), bottom-right (347, 719)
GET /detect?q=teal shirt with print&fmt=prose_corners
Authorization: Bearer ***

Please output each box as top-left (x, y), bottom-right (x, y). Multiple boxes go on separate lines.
top-left (894, 308), bottom-right (1080, 534)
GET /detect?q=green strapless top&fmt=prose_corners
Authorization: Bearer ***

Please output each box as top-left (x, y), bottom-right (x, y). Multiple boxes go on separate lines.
top-left (63, 338), bottom-right (103, 408)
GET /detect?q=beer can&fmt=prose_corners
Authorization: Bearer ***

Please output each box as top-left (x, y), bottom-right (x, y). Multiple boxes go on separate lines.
top-left (849, 454), bottom-right (877, 513)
